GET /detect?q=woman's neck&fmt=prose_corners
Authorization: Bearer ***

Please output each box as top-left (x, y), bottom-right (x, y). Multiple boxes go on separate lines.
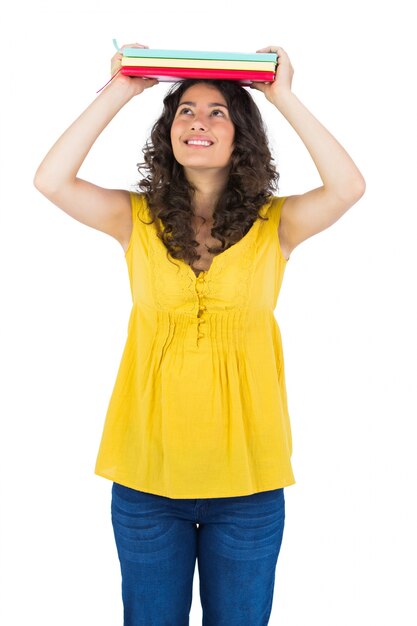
top-left (185, 168), bottom-right (229, 218)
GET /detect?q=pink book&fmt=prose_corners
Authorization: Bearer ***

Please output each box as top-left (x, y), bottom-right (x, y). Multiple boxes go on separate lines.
top-left (120, 65), bottom-right (275, 83)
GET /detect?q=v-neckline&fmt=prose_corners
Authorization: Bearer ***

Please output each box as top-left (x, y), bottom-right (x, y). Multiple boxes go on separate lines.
top-left (153, 199), bottom-right (272, 282)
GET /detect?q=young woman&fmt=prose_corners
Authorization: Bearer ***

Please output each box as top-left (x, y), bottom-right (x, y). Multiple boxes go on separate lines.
top-left (34, 43), bottom-right (365, 626)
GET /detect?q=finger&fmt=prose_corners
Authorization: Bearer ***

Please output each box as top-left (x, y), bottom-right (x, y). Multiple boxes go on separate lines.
top-left (112, 44), bottom-right (150, 62)
top-left (111, 52), bottom-right (123, 75)
top-left (120, 42), bottom-right (149, 51)
top-left (256, 46), bottom-right (284, 56)
top-left (142, 77), bottom-right (159, 88)
top-left (256, 45), bottom-right (278, 52)
top-left (249, 81), bottom-right (267, 93)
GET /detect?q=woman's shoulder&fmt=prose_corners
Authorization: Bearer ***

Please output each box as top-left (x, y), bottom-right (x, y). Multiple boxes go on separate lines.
top-left (259, 194), bottom-right (287, 218)
top-left (269, 194), bottom-right (287, 204)
top-left (129, 190), bottom-right (146, 207)
top-left (129, 191), bottom-right (152, 221)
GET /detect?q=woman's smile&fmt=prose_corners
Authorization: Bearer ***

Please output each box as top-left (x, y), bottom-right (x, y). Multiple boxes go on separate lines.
top-left (186, 141), bottom-right (213, 147)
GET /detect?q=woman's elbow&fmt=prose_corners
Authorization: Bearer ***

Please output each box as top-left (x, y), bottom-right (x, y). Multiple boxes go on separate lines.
top-left (353, 173), bottom-right (366, 198)
top-left (33, 166), bottom-right (46, 193)
top-left (33, 167), bottom-right (56, 197)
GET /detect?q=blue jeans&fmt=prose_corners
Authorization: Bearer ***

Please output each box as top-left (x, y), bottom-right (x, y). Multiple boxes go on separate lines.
top-left (111, 482), bottom-right (286, 625)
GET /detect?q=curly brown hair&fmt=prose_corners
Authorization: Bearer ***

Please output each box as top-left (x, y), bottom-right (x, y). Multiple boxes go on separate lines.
top-left (136, 79), bottom-right (280, 272)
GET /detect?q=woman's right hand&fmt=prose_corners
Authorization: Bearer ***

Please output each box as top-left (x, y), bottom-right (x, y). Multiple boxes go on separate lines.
top-left (110, 42), bottom-right (159, 96)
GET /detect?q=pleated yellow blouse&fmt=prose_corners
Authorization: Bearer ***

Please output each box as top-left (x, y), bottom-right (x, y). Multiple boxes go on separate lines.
top-left (94, 192), bottom-right (295, 498)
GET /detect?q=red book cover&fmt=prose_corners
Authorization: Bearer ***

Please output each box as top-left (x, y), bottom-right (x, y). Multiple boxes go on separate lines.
top-left (120, 65), bottom-right (275, 83)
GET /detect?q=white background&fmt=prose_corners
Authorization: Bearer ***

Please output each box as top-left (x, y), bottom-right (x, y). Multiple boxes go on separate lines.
top-left (1, 1), bottom-right (416, 624)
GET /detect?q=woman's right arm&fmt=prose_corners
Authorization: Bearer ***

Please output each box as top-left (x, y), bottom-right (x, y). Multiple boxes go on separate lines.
top-left (33, 44), bottom-right (158, 250)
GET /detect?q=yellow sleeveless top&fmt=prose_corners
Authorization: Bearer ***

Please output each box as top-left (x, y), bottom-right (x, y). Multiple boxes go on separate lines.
top-left (94, 192), bottom-right (295, 498)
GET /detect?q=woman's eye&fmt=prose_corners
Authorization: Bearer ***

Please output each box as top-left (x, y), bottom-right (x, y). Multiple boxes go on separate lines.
top-left (177, 107), bottom-right (225, 117)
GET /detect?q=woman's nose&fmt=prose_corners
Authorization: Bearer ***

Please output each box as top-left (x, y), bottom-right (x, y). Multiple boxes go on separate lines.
top-left (190, 114), bottom-right (207, 131)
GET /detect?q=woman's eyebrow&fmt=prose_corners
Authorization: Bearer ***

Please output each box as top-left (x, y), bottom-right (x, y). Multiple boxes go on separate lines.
top-left (178, 101), bottom-right (229, 109)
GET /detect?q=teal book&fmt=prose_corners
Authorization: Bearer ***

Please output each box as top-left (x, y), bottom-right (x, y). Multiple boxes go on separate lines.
top-left (122, 48), bottom-right (277, 63)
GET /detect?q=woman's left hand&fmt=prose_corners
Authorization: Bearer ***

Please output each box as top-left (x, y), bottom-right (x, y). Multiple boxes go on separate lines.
top-left (250, 46), bottom-right (294, 104)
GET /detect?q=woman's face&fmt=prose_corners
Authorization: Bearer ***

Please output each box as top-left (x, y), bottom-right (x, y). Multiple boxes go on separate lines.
top-left (170, 83), bottom-right (235, 176)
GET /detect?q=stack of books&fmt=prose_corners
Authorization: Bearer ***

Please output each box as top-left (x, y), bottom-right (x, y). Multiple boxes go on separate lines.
top-left (120, 48), bottom-right (277, 84)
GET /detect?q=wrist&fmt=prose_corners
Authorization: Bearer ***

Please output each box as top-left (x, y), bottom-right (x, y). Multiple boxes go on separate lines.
top-left (270, 90), bottom-right (296, 111)
top-left (102, 73), bottom-right (142, 102)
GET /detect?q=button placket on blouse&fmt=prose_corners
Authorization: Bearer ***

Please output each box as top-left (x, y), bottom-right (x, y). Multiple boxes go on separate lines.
top-left (195, 273), bottom-right (208, 344)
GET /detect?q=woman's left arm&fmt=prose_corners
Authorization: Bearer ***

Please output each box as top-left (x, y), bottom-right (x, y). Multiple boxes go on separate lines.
top-left (251, 46), bottom-right (366, 256)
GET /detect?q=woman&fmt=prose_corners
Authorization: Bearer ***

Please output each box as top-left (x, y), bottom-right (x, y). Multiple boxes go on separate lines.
top-left (34, 43), bottom-right (365, 626)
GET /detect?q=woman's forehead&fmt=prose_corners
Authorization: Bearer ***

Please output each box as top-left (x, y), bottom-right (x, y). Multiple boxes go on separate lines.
top-left (180, 83), bottom-right (227, 104)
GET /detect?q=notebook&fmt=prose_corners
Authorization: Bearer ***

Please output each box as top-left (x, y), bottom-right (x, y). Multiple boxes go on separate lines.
top-left (120, 66), bottom-right (276, 82)
top-left (121, 56), bottom-right (276, 73)
top-left (120, 48), bottom-right (276, 83)
top-left (121, 47), bottom-right (277, 63)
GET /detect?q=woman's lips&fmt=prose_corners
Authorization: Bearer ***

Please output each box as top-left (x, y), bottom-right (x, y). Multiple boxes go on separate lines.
top-left (184, 138), bottom-right (214, 147)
